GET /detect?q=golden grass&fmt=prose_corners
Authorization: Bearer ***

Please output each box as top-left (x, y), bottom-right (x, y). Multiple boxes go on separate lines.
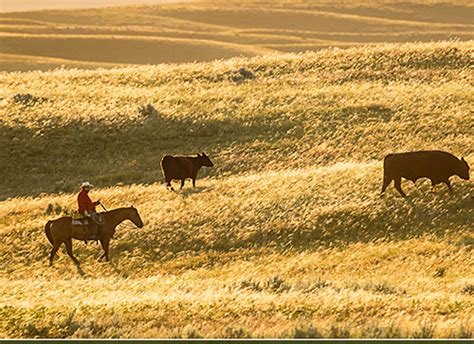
top-left (0, 41), bottom-right (473, 338)
top-left (1, 40), bottom-right (472, 198)
top-left (1, 165), bottom-right (473, 338)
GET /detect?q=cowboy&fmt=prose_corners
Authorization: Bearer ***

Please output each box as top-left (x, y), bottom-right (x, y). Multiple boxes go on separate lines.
top-left (77, 181), bottom-right (101, 239)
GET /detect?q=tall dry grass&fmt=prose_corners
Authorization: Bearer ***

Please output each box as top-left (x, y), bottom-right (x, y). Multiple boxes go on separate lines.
top-left (0, 41), bottom-right (473, 338)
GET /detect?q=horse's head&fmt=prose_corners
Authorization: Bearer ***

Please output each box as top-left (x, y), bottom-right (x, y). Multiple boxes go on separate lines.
top-left (128, 206), bottom-right (144, 228)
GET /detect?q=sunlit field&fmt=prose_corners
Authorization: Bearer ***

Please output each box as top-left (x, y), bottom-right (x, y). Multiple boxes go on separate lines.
top-left (1, 0), bottom-right (473, 71)
top-left (0, 39), bottom-right (472, 338)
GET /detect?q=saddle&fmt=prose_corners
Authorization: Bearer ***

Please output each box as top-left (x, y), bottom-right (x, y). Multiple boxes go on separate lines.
top-left (72, 213), bottom-right (87, 226)
top-left (71, 212), bottom-right (105, 226)
top-left (72, 212), bottom-right (105, 242)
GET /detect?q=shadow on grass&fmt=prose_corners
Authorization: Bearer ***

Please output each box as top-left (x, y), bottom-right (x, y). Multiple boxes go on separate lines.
top-left (339, 104), bottom-right (394, 123)
top-left (106, 185), bottom-right (472, 270)
top-left (1, 184), bottom-right (470, 274)
top-left (177, 185), bottom-right (215, 196)
top-left (0, 109), bottom-right (299, 200)
top-left (74, 263), bottom-right (87, 277)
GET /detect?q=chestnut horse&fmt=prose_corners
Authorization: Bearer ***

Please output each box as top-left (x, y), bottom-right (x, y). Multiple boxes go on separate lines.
top-left (45, 206), bottom-right (144, 266)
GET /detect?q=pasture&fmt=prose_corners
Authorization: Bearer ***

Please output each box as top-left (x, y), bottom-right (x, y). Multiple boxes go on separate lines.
top-left (0, 39), bottom-right (473, 338)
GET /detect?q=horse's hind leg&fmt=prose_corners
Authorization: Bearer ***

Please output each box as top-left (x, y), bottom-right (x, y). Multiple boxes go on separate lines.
top-left (99, 237), bottom-right (111, 262)
top-left (64, 238), bottom-right (80, 265)
top-left (49, 241), bottom-right (62, 266)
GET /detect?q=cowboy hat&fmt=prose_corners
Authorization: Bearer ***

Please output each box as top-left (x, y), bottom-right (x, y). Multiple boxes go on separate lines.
top-left (81, 181), bottom-right (94, 188)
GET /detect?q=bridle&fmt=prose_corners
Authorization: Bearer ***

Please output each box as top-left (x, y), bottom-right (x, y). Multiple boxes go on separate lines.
top-left (100, 202), bottom-right (141, 230)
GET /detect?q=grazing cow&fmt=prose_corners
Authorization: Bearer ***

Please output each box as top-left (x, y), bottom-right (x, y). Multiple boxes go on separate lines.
top-left (381, 151), bottom-right (470, 197)
top-left (161, 152), bottom-right (214, 190)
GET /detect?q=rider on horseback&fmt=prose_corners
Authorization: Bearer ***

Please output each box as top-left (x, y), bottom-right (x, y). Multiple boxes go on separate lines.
top-left (78, 181), bottom-right (101, 239)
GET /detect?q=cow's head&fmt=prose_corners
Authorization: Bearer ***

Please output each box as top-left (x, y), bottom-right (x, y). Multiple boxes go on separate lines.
top-left (459, 157), bottom-right (470, 180)
top-left (198, 152), bottom-right (214, 167)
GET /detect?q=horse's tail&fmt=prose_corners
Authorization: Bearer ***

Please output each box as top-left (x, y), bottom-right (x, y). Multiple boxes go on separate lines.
top-left (45, 220), bottom-right (54, 245)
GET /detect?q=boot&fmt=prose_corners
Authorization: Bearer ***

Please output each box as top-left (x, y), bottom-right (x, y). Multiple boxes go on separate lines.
top-left (89, 223), bottom-right (100, 240)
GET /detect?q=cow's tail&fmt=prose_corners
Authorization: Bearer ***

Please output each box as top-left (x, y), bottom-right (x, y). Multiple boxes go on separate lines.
top-left (381, 154), bottom-right (393, 195)
top-left (45, 221), bottom-right (54, 246)
top-left (383, 154), bottom-right (393, 165)
top-left (161, 156), bottom-right (171, 186)
top-left (383, 154), bottom-right (394, 172)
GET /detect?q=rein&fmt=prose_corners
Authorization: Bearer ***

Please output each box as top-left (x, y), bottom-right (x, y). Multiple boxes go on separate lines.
top-left (116, 223), bottom-right (137, 230)
top-left (100, 203), bottom-right (138, 230)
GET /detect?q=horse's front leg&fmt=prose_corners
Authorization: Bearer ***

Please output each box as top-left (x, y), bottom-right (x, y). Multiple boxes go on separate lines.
top-left (99, 236), bottom-right (111, 262)
top-left (64, 238), bottom-right (80, 265)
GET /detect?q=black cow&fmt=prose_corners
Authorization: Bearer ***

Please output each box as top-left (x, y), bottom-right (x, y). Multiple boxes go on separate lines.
top-left (161, 152), bottom-right (214, 190)
top-left (381, 151), bottom-right (470, 197)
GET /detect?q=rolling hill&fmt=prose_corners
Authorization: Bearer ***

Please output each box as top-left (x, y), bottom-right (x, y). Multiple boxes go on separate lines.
top-left (1, 0), bottom-right (473, 71)
top-left (0, 41), bottom-right (473, 338)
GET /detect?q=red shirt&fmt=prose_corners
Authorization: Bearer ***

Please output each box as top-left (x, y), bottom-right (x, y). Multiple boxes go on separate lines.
top-left (78, 189), bottom-right (95, 214)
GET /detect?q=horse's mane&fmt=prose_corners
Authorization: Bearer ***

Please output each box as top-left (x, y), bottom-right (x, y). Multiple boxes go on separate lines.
top-left (101, 206), bottom-right (134, 215)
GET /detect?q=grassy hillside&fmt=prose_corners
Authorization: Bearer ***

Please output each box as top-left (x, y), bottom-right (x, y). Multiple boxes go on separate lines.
top-left (0, 41), bottom-right (473, 338)
top-left (1, 41), bottom-right (472, 199)
top-left (1, 0), bottom-right (473, 71)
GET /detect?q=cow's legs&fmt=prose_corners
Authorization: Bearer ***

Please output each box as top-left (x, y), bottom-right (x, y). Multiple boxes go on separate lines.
top-left (381, 174), bottom-right (392, 195)
top-left (444, 179), bottom-right (452, 192)
top-left (430, 179), bottom-right (451, 193)
top-left (180, 179), bottom-right (185, 189)
top-left (64, 238), bottom-right (80, 265)
top-left (394, 177), bottom-right (407, 197)
top-left (192, 178), bottom-right (196, 188)
top-left (165, 177), bottom-right (174, 191)
top-left (49, 240), bottom-right (62, 266)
